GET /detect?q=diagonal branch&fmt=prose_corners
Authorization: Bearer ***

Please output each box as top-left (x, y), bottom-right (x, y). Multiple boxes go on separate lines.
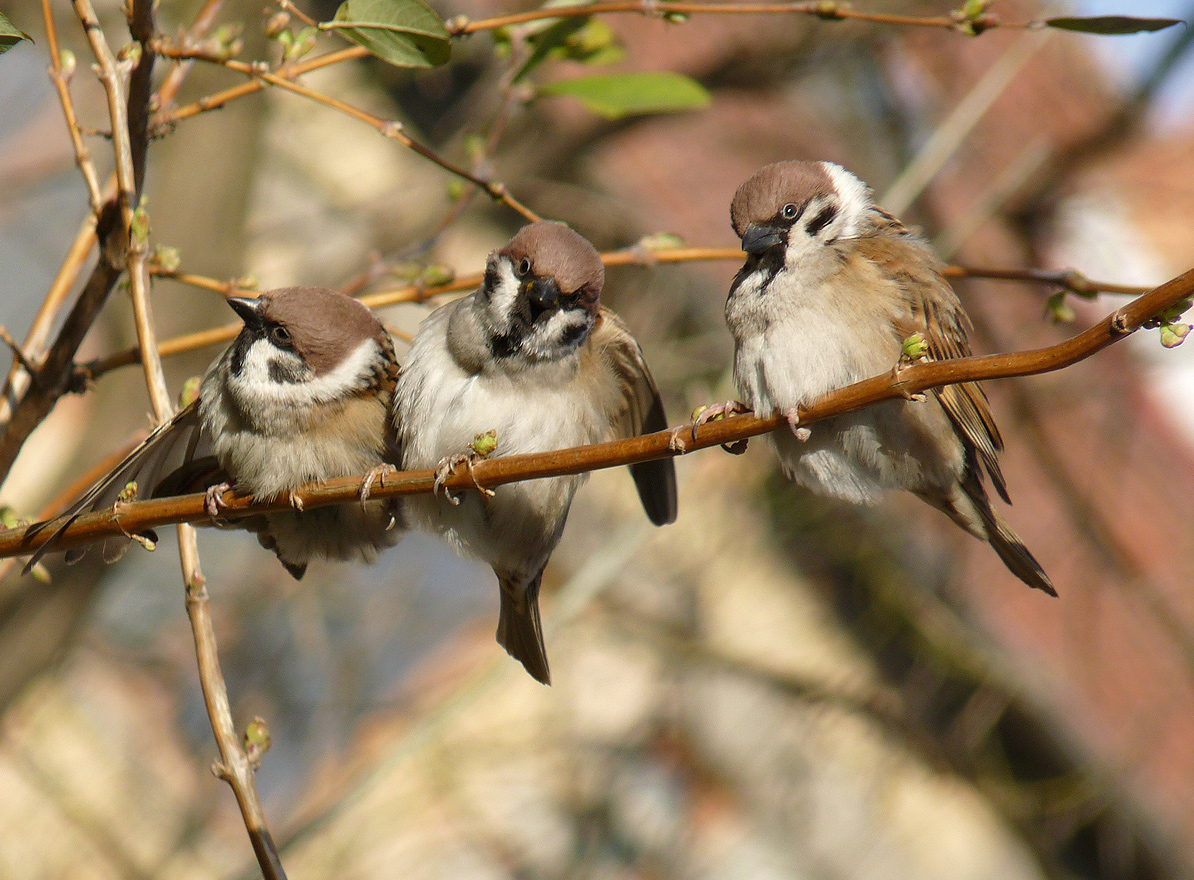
top-left (2, 264), bottom-right (1189, 562)
top-left (154, 41), bottom-right (541, 222)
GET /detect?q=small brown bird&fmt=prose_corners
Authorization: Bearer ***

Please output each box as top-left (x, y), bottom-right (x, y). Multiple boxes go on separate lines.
top-left (721, 159), bottom-right (1054, 595)
top-left (28, 286), bottom-right (402, 578)
top-left (394, 221), bottom-right (677, 684)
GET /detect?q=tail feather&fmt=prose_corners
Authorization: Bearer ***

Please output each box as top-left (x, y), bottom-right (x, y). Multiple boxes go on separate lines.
top-left (975, 504), bottom-right (1057, 597)
top-left (923, 474), bottom-right (1056, 597)
top-left (496, 572), bottom-right (551, 684)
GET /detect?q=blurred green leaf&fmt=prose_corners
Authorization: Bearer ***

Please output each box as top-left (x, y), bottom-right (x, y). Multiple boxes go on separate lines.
top-left (1043, 16), bottom-right (1184, 35)
top-left (0, 13), bottom-right (31, 55)
top-left (538, 72), bottom-right (710, 119)
top-left (514, 17), bottom-right (589, 82)
top-left (326, 0), bottom-right (449, 68)
top-left (514, 18), bottom-right (624, 83)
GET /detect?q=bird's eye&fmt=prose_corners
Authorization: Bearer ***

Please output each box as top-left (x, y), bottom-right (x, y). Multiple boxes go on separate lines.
top-left (270, 325), bottom-right (292, 348)
top-left (517, 258), bottom-right (532, 277)
top-left (781, 203), bottom-right (799, 220)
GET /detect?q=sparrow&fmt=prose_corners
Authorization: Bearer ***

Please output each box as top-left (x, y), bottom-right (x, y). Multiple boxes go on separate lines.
top-left (27, 286), bottom-right (403, 578)
top-left (721, 159), bottom-right (1054, 595)
top-left (394, 221), bottom-right (677, 684)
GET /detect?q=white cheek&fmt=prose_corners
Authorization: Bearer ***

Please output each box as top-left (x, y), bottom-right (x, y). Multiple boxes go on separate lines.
top-left (485, 262), bottom-right (522, 333)
top-left (236, 340), bottom-right (301, 389)
top-left (820, 161), bottom-right (871, 239)
top-left (524, 309), bottom-right (590, 360)
top-left (228, 338), bottom-right (380, 409)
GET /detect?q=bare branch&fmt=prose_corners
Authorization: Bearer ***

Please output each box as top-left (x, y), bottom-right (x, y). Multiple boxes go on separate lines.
top-left (444, 0), bottom-right (1007, 36)
top-left (41, 0), bottom-right (104, 213)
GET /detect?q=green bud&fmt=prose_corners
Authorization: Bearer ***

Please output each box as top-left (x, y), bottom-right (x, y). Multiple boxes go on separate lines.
top-left (419, 264), bottom-right (456, 287)
top-left (178, 376), bottom-right (203, 407)
top-left (638, 232), bottom-right (686, 251)
top-left (901, 331), bottom-right (929, 360)
top-left (470, 429), bottom-right (498, 458)
top-left (1160, 323), bottom-right (1190, 349)
top-left (117, 481), bottom-right (139, 504)
top-left (150, 244), bottom-right (180, 272)
top-left (463, 132), bottom-right (487, 165)
top-left (265, 11), bottom-right (291, 38)
top-left (285, 27), bottom-right (318, 62)
top-left (130, 197), bottom-right (150, 245)
top-left (244, 717), bottom-right (272, 765)
top-left (117, 42), bottom-right (142, 65)
top-left (59, 49), bottom-right (76, 78)
top-left (1046, 291), bottom-right (1075, 324)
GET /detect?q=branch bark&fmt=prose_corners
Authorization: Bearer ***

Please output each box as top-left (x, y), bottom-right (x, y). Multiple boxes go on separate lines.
top-left (2, 264), bottom-right (1189, 562)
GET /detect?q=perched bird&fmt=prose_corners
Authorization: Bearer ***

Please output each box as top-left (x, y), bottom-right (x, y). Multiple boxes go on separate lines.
top-left (720, 159), bottom-right (1054, 595)
top-left (28, 286), bottom-right (402, 578)
top-left (394, 221), bottom-right (677, 684)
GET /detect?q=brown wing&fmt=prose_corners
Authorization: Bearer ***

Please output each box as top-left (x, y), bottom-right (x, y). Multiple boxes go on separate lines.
top-left (25, 401), bottom-right (224, 570)
top-left (859, 232), bottom-right (1010, 503)
top-left (588, 308), bottom-right (678, 526)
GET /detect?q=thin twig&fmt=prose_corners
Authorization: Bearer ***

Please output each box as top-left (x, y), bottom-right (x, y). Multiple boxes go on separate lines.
top-left (42, 0), bottom-right (105, 214)
top-left (4, 263), bottom-right (1190, 561)
top-left (154, 42), bottom-right (542, 222)
top-left (155, 0), bottom-right (228, 111)
top-left (73, 1), bottom-right (289, 877)
top-left (159, 46), bottom-right (369, 126)
top-left (0, 0), bottom-right (226, 441)
top-left (444, 0), bottom-right (1007, 35)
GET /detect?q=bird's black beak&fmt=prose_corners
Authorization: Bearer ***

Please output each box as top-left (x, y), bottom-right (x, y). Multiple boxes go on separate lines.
top-left (526, 277), bottom-right (560, 318)
top-left (741, 224), bottom-right (784, 256)
top-left (227, 296), bottom-right (263, 328)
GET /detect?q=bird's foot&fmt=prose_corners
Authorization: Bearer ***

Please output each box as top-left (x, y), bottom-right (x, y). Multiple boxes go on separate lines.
top-left (359, 463), bottom-right (397, 508)
top-left (785, 409), bottom-right (811, 442)
top-left (204, 482), bottom-right (234, 525)
top-left (434, 452), bottom-right (494, 505)
top-left (890, 361), bottom-right (926, 401)
top-left (685, 400), bottom-right (752, 454)
top-left (288, 493), bottom-right (305, 512)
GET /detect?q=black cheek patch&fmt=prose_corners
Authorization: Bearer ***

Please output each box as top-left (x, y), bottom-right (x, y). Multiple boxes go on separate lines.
top-left (488, 330), bottom-right (520, 359)
top-left (229, 334), bottom-right (251, 376)
top-left (268, 359), bottom-right (304, 384)
top-left (559, 320), bottom-right (590, 348)
top-left (806, 204), bottom-right (838, 236)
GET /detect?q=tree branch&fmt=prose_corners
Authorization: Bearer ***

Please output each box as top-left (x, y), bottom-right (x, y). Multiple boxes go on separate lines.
top-left (2, 264), bottom-right (1188, 562)
top-left (76, 249), bottom-right (1152, 383)
top-left (443, 0), bottom-right (1026, 36)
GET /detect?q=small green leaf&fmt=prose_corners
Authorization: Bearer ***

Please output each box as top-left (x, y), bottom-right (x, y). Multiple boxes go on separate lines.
top-left (1045, 291), bottom-right (1075, 324)
top-left (326, 0), bottom-right (450, 68)
top-left (0, 12), bottom-right (32, 55)
top-left (1043, 16), bottom-right (1184, 35)
top-left (538, 72), bottom-right (710, 119)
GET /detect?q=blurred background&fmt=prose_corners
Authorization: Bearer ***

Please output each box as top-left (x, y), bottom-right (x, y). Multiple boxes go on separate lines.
top-left (1, 0), bottom-right (1193, 877)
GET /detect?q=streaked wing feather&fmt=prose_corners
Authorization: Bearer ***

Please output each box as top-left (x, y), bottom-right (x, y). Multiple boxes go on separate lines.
top-left (26, 402), bottom-right (224, 570)
top-left (861, 233), bottom-right (1010, 504)
top-left (591, 308), bottom-right (678, 525)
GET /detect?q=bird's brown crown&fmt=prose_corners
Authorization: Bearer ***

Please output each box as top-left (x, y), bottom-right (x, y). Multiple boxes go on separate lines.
top-left (730, 160), bottom-right (838, 236)
top-left (258, 286), bottom-right (386, 376)
top-left (500, 221), bottom-right (604, 312)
